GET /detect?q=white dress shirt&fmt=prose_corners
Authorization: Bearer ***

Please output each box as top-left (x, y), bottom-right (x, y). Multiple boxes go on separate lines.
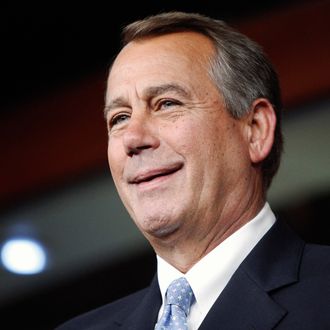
top-left (156, 202), bottom-right (276, 330)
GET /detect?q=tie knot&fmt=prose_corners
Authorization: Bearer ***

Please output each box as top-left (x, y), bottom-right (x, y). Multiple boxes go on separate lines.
top-left (165, 277), bottom-right (194, 316)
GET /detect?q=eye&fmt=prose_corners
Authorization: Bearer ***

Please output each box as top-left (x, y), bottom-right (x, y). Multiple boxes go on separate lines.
top-left (158, 99), bottom-right (181, 110)
top-left (108, 113), bottom-right (130, 130)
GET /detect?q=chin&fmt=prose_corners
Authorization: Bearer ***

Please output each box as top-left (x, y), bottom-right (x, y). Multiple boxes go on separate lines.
top-left (139, 214), bottom-right (181, 239)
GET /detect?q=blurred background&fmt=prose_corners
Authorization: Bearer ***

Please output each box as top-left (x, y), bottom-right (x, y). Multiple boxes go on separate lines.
top-left (1, 1), bottom-right (329, 329)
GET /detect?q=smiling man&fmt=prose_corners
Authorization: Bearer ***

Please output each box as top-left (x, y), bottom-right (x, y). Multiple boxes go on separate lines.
top-left (57, 11), bottom-right (330, 330)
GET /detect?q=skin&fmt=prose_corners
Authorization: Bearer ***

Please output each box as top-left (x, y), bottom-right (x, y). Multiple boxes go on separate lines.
top-left (105, 31), bottom-right (276, 273)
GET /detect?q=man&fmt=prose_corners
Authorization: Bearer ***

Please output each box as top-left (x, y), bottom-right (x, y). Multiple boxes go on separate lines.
top-left (57, 11), bottom-right (330, 329)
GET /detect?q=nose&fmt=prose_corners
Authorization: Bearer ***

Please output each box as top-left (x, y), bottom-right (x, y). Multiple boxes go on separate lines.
top-left (122, 115), bottom-right (160, 156)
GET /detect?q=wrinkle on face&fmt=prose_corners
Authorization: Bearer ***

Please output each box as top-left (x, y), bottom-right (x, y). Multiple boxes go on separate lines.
top-left (106, 32), bottom-right (262, 271)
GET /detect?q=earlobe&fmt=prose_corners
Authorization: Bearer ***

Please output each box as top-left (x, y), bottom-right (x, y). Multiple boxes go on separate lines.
top-left (247, 98), bottom-right (276, 164)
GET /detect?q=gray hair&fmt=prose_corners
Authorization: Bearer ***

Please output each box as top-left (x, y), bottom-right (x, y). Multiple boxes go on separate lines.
top-left (120, 11), bottom-right (283, 189)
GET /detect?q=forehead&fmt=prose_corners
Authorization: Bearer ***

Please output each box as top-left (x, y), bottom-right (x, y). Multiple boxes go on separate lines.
top-left (115, 31), bottom-right (214, 66)
top-left (106, 32), bottom-right (216, 100)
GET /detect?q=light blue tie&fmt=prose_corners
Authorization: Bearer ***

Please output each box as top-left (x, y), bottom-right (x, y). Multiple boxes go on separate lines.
top-left (155, 277), bottom-right (194, 330)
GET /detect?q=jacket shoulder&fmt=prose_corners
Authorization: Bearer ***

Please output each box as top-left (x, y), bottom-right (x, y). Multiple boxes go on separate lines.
top-left (301, 243), bottom-right (330, 276)
top-left (272, 242), bottom-right (330, 328)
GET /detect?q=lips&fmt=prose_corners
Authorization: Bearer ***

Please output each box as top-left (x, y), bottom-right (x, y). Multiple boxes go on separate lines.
top-left (129, 163), bottom-right (183, 185)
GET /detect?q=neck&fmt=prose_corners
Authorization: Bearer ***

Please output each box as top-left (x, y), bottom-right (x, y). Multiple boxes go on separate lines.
top-left (150, 181), bottom-right (265, 273)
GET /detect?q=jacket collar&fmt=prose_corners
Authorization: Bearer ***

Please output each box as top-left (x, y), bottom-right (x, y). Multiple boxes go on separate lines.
top-left (122, 276), bottom-right (161, 330)
top-left (116, 220), bottom-right (305, 329)
top-left (242, 218), bottom-right (304, 292)
top-left (199, 220), bottom-right (305, 329)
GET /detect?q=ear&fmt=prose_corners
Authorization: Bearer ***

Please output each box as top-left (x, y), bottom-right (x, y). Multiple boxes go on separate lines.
top-left (246, 98), bottom-right (276, 164)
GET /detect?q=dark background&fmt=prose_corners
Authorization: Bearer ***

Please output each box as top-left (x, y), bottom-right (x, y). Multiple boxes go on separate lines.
top-left (0, 0), bottom-right (308, 111)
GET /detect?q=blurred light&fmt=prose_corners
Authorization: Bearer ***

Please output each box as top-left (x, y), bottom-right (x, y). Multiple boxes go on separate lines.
top-left (1, 238), bottom-right (47, 275)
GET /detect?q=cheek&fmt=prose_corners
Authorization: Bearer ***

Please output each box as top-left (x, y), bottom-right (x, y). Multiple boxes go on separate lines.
top-left (168, 124), bottom-right (213, 179)
top-left (164, 119), bottom-right (202, 151)
top-left (107, 140), bottom-right (123, 178)
top-left (107, 143), bottom-right (114, 168)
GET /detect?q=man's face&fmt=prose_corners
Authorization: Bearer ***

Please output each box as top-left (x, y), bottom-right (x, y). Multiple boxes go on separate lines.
top-left (106, 32), bottom-right (251, 245)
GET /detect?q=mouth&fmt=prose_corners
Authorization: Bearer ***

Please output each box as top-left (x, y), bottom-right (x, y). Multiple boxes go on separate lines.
top-left (129, 163), bottom-right (183, 185)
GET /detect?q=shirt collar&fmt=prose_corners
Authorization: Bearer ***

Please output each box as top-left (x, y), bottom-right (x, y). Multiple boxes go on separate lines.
top-left (157, 202), bottom-right (276, 316)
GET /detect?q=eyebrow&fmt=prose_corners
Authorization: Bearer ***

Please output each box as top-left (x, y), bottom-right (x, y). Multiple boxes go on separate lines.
top-left (104, 83), bottom-right (190, 118)
top-left (104, 97), bottom-right (128, 118)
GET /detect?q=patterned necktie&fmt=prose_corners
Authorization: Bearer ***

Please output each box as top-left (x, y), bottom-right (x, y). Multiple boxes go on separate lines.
top-left (155, 277), bottom-right (194, 330)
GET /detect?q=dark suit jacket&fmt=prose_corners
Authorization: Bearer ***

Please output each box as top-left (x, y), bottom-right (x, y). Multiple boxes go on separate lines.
top-left (56, 220), bottom-right (330, 329)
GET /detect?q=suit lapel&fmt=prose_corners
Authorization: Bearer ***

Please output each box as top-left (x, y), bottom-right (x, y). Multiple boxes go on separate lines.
top-left (199, 267), bottom-right (287, 329)
top-left (199, 220), bottom-right (305, 330)
top-left (114, 220), bottom-right (305, 329)
top-left (123, 276), bottom-right (162, 330)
